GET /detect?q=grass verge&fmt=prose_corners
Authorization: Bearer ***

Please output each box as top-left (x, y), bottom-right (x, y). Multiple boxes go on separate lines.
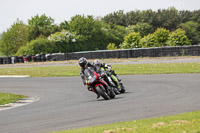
top-left (0, 93), bottom-right (27, 105)
top-left (0, 63), bottom-right (200, 77)
top-left (52, 111), bottom-right (200, 133)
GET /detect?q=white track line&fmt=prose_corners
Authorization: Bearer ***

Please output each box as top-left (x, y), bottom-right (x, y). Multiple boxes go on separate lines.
top-left (0, 97), bottom-right (39, 111)
top-left (0, 75), bottom-right (30, 78)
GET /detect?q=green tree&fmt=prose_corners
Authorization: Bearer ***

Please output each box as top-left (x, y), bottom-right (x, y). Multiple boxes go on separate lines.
top-left (69, 15), bottom-right (95, 36)
top-left (178, 21), bottom-right (200, 45)
top-left (68, 15), bottom-right (107, 51)
top-left (103, 10), bottom-right (127, 26)
top-left (124, 10), bottom-right (142, 26)
top-left (59, 20), bottom-right (69, 30)
top-left (153, 28), bottom-right (170, 47)
top-left (120, 32), bottom-right (141, 49)
top-left (179, 10), bottom-right (193, 23)
top-left (140, 9), bottom-right (155, 26)
top-left (101, 23), bottom-right (129, 47)
top-left (127, 23), bottom-right (153, 37)
top-left (27, 14), bottom-right (58, 41)
top-left (167, 28), bottom-right (191, 46)
top-left (164, 7), bottom-right (179, 30)
top-left (0, 19), bottom-right (28, 56)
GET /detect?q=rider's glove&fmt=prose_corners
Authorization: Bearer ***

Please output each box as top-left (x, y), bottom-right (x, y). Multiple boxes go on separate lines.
top-left (83, 79), bottom-right (87, 85)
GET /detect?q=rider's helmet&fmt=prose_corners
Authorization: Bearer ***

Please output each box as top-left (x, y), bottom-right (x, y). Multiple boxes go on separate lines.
top-left (78, 57), bottom-right (88, 68)
top-left (94, 59), bottom-right (101, 66)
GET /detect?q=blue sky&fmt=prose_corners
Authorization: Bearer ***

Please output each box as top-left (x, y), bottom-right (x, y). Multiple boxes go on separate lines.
top-left (0, 0), bottom-right (199, 33)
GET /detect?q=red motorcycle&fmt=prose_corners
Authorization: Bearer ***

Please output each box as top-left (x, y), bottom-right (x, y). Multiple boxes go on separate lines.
top-left (84, 67), bottom-right (115, 100)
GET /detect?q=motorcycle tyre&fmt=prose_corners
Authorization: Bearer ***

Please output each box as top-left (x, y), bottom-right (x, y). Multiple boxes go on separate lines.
top-left (120, 84), bottom-right (126, 93)
top-left (96, 86), bottom-right (110, 100)
top-left (109, 87), bottom-right (116, 99)
top-left (113, 87), bottom-right (120, 94)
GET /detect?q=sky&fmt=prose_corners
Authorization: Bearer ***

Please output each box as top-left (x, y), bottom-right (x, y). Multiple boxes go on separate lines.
top-left (0, 0), bottom-right (199, 33)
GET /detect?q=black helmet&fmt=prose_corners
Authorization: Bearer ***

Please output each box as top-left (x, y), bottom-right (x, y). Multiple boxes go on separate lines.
top-left (78, 57), bottom-right (88, 68)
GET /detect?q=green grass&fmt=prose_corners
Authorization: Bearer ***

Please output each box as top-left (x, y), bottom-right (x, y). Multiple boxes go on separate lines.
top-left (0, 63), bottom-right (200, 77)
top-left (112, 63), bottom-right (200, 75)
top-left (0, 93), bottom-right (27, 105)
top-left (52, 111), bottom-right (200, 133)
top-left (0, 66), bottom-right (80, 77)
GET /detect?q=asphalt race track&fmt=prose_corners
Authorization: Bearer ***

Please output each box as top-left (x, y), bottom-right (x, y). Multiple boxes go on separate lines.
top-left (0, 74), bottom-right (200, 133)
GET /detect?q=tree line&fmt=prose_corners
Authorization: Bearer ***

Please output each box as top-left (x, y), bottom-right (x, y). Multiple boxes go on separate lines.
top-left (104, 7), bottom-right (200, 45)
top-left (0, 7), bottom-right (199, 56)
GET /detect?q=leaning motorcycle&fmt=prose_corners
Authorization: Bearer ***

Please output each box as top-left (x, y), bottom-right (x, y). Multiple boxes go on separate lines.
top-left (84, 67), bottom-right (115, 100)
top-left (106, 66), bottom-right (126, 94)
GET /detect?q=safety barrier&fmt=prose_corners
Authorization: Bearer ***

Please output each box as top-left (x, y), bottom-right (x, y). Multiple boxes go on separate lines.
top-left (0, 45), bottom-right (199, 65)
top-left (64, 45), bottom-right (200, 60)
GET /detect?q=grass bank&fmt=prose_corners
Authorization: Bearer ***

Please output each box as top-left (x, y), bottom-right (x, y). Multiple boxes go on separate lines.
top-left (0, 93), bottom-right (27, 105)
top-left (52, 111), bottom-right (200, 133)
top-left (0, 63), bottom-right (200, 77)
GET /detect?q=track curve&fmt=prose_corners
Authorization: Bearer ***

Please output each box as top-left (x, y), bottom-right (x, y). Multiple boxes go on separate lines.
top-left (0, 74), bottom-right (200, 133)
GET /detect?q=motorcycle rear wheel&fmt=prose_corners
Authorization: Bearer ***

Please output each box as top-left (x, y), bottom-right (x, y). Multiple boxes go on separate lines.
top-left (120, 84), bottom-right (126, 93)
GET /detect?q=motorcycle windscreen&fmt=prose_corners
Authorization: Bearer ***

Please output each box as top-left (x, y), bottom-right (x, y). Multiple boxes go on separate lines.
top-left (84, 67), bottom-right (96, 84)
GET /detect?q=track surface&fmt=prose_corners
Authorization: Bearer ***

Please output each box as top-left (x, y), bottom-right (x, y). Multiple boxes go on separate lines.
top-left (0, 74), bottom-right (200, 133)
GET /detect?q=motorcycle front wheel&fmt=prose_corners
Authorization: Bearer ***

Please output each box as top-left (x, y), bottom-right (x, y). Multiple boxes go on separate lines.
top-left (109, 87), bottom-right (116, 99)
top-left (95, 86), bottom-right (110, 100)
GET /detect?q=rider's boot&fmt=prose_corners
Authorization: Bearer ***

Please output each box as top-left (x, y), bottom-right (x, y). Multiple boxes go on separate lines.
top-left (96, 94), bottom-right (100, 99)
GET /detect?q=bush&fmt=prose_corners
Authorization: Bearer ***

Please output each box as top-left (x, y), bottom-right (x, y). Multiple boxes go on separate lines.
top-left (140, 34), bottom-right (156, 48)
top-left (154, 28), bottom-right (170, 47)
top-left (167, 28), bottom-right (191, 46)
top-left (120, 32), bottom-right (141, 49)
top-left (47, 30), bottom-right (77, 52)
top-left (107, 43), bottom-right (117, 50)
top-left (16, 37), bottom-right (53, 56)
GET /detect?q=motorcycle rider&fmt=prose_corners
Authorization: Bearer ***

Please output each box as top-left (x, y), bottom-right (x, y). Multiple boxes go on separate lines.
top-left (78, 57), bottom-right (95, 90)
top-left (78, 57), bottom-right (115, 98)
top-left (93, 59), bottom-right (121, 82)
